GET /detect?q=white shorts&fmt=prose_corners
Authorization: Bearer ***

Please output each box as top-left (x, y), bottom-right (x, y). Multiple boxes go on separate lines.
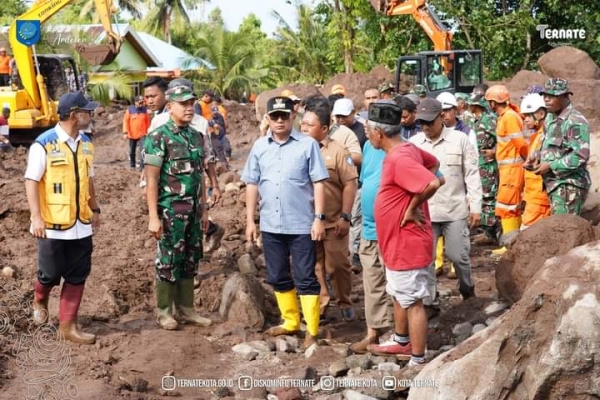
top-left (385, 267), bottom-right (430, 309)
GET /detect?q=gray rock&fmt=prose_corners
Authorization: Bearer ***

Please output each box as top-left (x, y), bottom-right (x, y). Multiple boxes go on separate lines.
top-left (428, 317), bottom-right (441, 329)
top-left (344, 390), bottom-right (378, 400)
top-left (247, 340), bottom-right (274, 353)
top-left (329, 361), bottom-right (349, 377)
top-left (347, 367), bottom-right (362, 377)
top-left (472, 324), bottom-right (487, 335)
top-left (485, 317), bottom-right (497, 327)
top-left (231, 343), bottom-right (259, 361)
top-left (452, 322), bottom-right (473, 337)
top-left (439, 345), bottom-right (454, 352)
top-left (285, 335), bottom-right (300, 351)
top-left (345, 354), bottom-right (373, 370)
top-left (370, 356), bottom-right (388, 365)
top-left (377, 361), bottom-right (401, 372)
top-left (438, 288), bottom-right (452, 298)
top-left (237, 254), bottom-right (258, 275)
top-left (275, 338), bottom-right (291, 353)
top-left (219, 272), bottom-right (265, 329)
top-left (484, 301), bottom-right (509, 316)
top-left (331, 344), bottom-right (350, 357)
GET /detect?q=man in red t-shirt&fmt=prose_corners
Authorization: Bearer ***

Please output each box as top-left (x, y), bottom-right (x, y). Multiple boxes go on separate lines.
top-left (365, 102), bottom-right (445, 367)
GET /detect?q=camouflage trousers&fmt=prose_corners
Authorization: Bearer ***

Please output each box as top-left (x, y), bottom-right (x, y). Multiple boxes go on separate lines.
top-left (549, 185), bottom-right (588, 216)
top-left (156, 207), bottom-right (203, 282)
top-left (479, 162), bottom-right (499, 227)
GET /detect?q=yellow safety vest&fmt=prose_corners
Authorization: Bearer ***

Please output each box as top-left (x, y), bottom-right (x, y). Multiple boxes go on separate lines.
top-left (36, 129), bottom-right (94, 230)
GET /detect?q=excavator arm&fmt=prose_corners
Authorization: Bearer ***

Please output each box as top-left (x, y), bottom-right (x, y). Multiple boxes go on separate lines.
top-left (8, 0), bottom-right (122, 113)
top-left (370, 0), bottom-right (452, 52)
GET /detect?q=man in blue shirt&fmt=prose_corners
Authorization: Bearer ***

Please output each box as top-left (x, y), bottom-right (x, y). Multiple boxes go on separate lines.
top-left (349, 99), bottom-right (393, 354)
top-left (242, 96), bottom-right (329, 351)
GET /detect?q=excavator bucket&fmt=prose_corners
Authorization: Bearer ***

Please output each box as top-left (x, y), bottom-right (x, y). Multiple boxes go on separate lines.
top-left (75, 44), bottom-right (119, 66)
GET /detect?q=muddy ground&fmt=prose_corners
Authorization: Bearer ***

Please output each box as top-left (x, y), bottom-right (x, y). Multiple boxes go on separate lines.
top-left (0, 104), bottom-right (503, 400)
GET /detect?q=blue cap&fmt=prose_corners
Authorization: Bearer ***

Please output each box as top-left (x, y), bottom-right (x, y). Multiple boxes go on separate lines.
top-left (58, 91), bottom-right (98, 116)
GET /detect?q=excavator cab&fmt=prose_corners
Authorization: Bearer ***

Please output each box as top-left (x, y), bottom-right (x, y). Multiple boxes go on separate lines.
top-left (396, 50), bottom-right (483, 96)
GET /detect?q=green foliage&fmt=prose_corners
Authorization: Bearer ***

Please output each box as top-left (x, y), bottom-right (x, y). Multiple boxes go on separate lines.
top-left (88, 72), bottom-right (134, 104)
top-left (180, 24), bottom-right (258, 98)
top-left (0, 0), bottom-right (26, 25)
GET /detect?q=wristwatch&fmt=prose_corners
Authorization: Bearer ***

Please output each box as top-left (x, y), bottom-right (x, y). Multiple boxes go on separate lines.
top-left (340, 213), bottom-right (352, 222)
top-left (314, 213), bottom-right (326, 221)
top-left (92, 208), bottom-right (101, 214)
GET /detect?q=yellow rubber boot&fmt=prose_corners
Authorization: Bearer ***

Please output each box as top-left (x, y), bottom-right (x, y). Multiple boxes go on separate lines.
top-left (299, 294), bottom-right (320, 349)
top-left (266, 289), bottom-right (300, 336)
top-left (447, 263), bottom-right (457, 279)
top-left (435, 236), bottom-right (444, 275)
top-left (492, 217), bottom-right (522, 256)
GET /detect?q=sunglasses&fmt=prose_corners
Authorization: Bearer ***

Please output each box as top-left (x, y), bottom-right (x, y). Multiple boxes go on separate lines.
top-left (269, 112), bottom-right (291, 121)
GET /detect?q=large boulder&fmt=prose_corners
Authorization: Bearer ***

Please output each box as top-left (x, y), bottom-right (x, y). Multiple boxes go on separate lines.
top-left (496, 214), bottom-right (595, 303)
top-left (407, 241), bottom-right (600, 399)
top-left (582, 192), bottom-right (600, 226)
top-left (565, 79), bottom-right (600, 124)
top-left (255, 84), bottom-right (321, 121)
top-left (507, 70), bottom-right (549, 101)
top-left (219, 272), bottom-right (266, 329)
top-left (537, 46), bottom-right (600, 80)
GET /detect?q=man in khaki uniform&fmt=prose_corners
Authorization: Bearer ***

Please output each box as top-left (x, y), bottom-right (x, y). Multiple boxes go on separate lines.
top-left (302, 96), bottom-right (358, 322)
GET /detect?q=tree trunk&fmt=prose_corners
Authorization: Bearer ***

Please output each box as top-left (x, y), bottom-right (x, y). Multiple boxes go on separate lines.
top-left (165, 8), bottom-right (172, 44)
top-left (334, 0), bottom-right (354, 73)
top-left (521, 32), bottom-right (531, 70)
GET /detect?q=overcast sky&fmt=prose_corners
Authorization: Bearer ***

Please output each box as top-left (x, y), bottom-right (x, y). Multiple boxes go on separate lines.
top-left (197, 0), bottom-right (308, 36)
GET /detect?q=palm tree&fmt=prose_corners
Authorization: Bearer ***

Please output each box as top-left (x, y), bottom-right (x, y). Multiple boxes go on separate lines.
top-left (270, 4), bottom-right (331, 84)
top-left (143, 0), bottom-right (208, 44)
top-left (181, 25), bottom-right (260, 98)
top-left (88, 72), bottom-right (134, 103)
top-left (80, 0), bottom-right (143, 22)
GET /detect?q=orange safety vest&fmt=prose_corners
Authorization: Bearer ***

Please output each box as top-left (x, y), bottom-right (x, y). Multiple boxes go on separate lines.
top-left (495, 104), bottom-right (526, 218)
top-left (523, 126), bottom-right (550, 206)
top-left (0, 55), bottom-right (10, 74)
top-left (123, 106), bottom-right (150, 140)
top-left (198, 100), bottom-right (212, 121)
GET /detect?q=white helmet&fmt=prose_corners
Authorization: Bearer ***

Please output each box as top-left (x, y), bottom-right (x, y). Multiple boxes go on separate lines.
top-left (436, 92), bottom-right (458, 110)
top-left (520, 93), bottom-right (546, 114)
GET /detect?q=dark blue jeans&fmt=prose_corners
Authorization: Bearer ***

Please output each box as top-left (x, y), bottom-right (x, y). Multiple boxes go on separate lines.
top-left (262, 232), bottom-right (320, 295)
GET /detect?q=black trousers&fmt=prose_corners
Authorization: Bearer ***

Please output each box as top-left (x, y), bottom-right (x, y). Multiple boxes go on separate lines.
top-left (129, 138), bottom-right (144, 169)
top-left (37, 236), bottom-right (93, 286)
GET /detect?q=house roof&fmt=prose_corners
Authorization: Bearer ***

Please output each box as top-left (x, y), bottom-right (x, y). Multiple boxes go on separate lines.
top-left (135, 31), bottom-right (211, 71)
top-left (0, 24), bottom-right (209, 71)
top-left (47, 24), bottom-right (160, 67)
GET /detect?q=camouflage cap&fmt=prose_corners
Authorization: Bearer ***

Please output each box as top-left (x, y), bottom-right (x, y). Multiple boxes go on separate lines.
top-left (541, 78), bottom-right (573, 96)
top-left (412, 84), bottom-right (426, 96)
top-left (467, 93), bottom-right (487, 108)
top-left (378, 81), bottom-right (394, 93)
top-left (166, 85), bottom-right (197, 102)
top-left (455, 92), bottom-right (469, 102)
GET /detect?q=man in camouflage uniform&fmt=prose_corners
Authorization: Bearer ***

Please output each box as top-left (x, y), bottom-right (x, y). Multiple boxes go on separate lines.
top-left (467, 93), bottom-right (499, 243)
top-left (536, 78), bottom-right (591, 215)
top-left (145, 85), bottom-right (212, 330)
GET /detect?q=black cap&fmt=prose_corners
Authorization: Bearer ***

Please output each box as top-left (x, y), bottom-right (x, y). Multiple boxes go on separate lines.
top-left (368, 102), bottom-right (402, 125)
top-left (416, 98), bottom-right (442, 122)
top-left (267, 96), bottom-right (294, 114)
top-left (203, 89), bottom-right (215, 98)
top-left (134, 95), bottom-right (144, 102)
top-left (58, 91), bottom-right (98, 116)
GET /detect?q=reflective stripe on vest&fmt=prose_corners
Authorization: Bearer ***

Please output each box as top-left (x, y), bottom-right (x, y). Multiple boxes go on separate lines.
top-left (498, 157), bottom-right (524, 165)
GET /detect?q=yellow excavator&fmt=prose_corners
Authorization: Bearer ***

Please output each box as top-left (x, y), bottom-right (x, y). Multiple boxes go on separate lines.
top-left (2, 0), bottom-right (122, 145)
top-left (370, 0), bottom-right (483, 95)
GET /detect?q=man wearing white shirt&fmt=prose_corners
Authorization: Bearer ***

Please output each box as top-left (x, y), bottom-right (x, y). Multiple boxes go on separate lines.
top-left (410, 99), bottom-right (482, 303)
top-left (25, 92), bottom-right (100, 344)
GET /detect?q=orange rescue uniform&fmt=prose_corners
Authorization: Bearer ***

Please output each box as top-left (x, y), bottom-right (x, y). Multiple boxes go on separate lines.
top-left (522, 126), bottom-right (550, 227)
top-left (495, 104), bottom-right (527, 219)
top-left (0, 55), bottom-right (10, 74)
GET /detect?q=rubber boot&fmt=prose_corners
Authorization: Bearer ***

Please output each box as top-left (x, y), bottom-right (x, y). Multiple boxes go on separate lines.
top-left (33, 280), bottom-right (52, 325)
top-left (156, 280), bottom-right (178, 330)
top-left (266, 289), bottom-right (300, 336)
top-left (174, 279), bottom-right (212, 327)
top-left (492, 217), bottom-right (521, 256)
top-left (447, 263), bottom-right (457, 279)
top-left (435, 236), bottom-right (444, 276)
top-left (58, 283), bottom-right (96, 344)
top-left (299, 294), bottom-right (320, 350)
